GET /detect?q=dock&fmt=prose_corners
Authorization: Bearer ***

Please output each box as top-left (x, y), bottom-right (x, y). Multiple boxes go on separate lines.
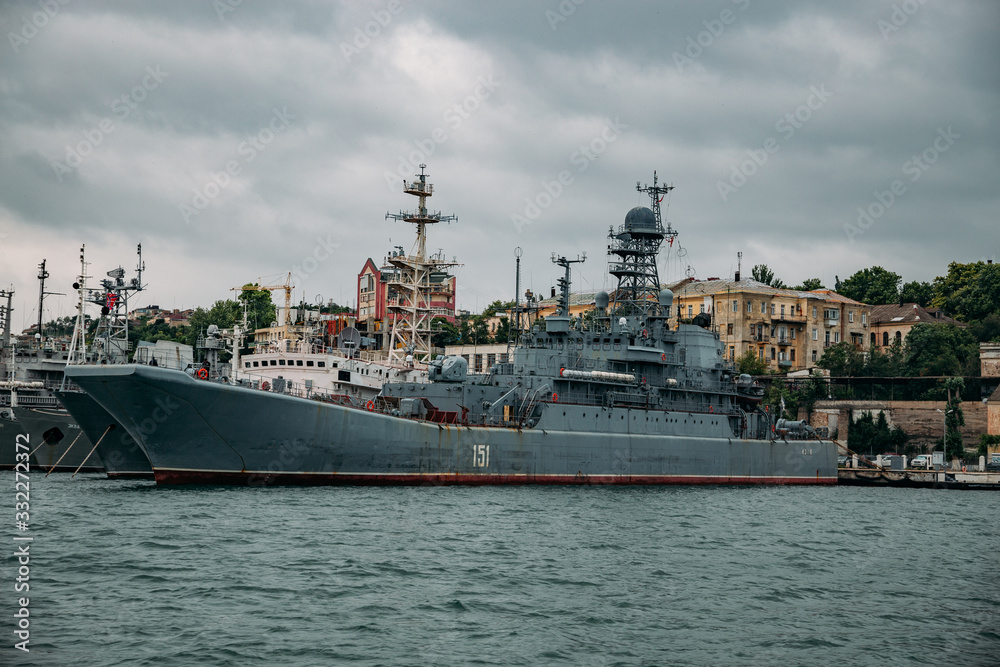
top-left (839, 468), bottom-right (1000, 490)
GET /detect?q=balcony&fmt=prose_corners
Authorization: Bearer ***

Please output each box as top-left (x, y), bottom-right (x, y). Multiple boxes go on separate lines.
top-left (746, 333), bottom-right (769, 343)
top-left (772, 312), bottom-right (807, 323)
top-left (775, 336), bottom-right (791, 345)
top-left (825, 319), bottom-right (839, 327)
top-left (778, 360), bottom-right (793, 368)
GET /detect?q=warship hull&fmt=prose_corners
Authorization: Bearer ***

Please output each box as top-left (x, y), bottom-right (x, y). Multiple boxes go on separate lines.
top-left (66, 365), bottom-right (837, 486)
top-left (12, 406), bottom-right (104, 473)
top-left (0, 411), bottom-right (25, 470)
top-left (57, 390), bottom-right (154, 479)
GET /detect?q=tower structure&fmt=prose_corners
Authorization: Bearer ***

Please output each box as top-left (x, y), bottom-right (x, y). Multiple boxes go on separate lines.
top-left (384, 165), bottom-right (460, 365)
top-left (87, 244), bottom-right (145, 364)
top-left (607, 171), bottom-right (677, 317)
top-left (66, 245), bottom-right (91, 366)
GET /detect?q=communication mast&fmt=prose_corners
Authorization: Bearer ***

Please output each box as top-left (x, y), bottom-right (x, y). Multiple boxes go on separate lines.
top-left (88, 243), bottom-right (145, 364)
top-left (384, 164), bottom-right (461, 366)
top-left (607, 171), bottom-right (675, 317)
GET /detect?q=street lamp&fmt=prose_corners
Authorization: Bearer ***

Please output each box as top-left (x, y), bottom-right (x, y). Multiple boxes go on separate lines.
top-left (936, 408), bottom-right (953, 470)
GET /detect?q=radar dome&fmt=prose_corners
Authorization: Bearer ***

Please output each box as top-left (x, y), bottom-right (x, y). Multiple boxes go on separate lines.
top-left (658, 289), bottom-right (674, 308)
top-left (595, 291), bottom-right (610, 309)
top-left (624, 206), bottom-right (656, 230)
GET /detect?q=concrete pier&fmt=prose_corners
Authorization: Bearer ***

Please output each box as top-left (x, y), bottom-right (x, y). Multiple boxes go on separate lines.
top-left (839, 468), bottom-right (1000, 489)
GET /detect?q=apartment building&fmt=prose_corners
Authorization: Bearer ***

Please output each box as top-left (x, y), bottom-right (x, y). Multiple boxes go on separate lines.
top-left (669, 279), bottom-right (871, 373)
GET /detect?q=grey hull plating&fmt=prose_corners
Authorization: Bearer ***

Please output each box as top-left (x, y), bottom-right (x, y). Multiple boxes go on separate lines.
top-left (66, 365), bottom-right (837, 486)
top-left (12, 406), bottom-right (104, 473)
top-left (57, 391), bottom-right (153, 479)
top-left (0, 415), bottom-right (26, 469)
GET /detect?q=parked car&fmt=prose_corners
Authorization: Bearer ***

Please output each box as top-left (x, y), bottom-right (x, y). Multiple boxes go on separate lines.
top-left (910, 455), bottom-right (932, 469)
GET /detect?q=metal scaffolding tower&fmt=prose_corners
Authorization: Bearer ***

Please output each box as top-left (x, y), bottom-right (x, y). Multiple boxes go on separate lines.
top-left (607, 171), bottom-right (677, 317)
top-left (384, 164), bottom-right (460, 365)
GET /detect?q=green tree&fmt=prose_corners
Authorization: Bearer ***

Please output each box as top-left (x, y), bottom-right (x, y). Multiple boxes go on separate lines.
top-left (482, 300), bottom-right (515, 317)
top-left (431, 317), bottom-right (460, 348)
top-left (818, 341), bottom-right (865, 377)
top-left (970, 313), bottom-right (1000, 343)
top-left (186, 300), bottom-right (241, 348)
top-left (837, 266), bottom-right (901, 304)
top-left (735, 349), bottom-right (767, 375)
top-left (493, 316), bottom-right (511, 344)
top-left (751, 264), bottom-right (786, 288)
top-left (979, 434), bottom-right (1000, 459)
top-left (942, 377), bottom-right (965, 460)
top-left (932, 261), bottom-right (1000, 324)
top-left (234, 285), bottom-right (277, 331)
top-left (900, 280), bottom-right (933, 307)
top-left (793, 278), bottom-right (824, 291)
top-left (863, 341), bottom-right (904, 377)
top-left (902, 323), bottom-right (978, 376)
top-left (848, 411), bottom-right (911, 457)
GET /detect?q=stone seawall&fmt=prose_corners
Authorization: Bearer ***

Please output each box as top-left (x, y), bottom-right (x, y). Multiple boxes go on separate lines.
top-left (801, 400), bottom-right (987, 449)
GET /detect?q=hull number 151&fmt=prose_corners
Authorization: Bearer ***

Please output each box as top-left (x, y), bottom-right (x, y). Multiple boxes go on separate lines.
top-left (473, 444), bottom-right (489, 467)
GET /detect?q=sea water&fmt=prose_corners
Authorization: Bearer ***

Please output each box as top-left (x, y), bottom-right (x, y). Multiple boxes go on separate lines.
top-left (2, 473), bottom-right (998, 666)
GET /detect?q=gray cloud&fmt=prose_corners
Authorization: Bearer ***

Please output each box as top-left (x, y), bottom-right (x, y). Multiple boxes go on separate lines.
top-left (1, 0), bottom-right (997, 330)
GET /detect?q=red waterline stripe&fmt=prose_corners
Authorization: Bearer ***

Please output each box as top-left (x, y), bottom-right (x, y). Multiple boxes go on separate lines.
top-left (154, 470), bottom-right (837, 486)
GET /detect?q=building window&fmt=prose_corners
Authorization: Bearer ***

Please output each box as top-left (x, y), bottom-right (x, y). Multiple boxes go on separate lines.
top-left (780, 304), bottom-right (785, 317)
top-left (862, 312), bottom-right (867, 325)
top-left (700, 304), bottom-right (705, 314)
top-left (770, 304), bottom-right (775, 316)
top-left (487, 354), bottom-right (496, 367)
top-left (791, 328), bottom-right (796, 340)
top-left (746, 302), bottom-right (752, 314)
top-left (848, 311), bottom-right (855, 323)
top-left (812, 306), bottom-right (817, 318)
top-left (732, 300), bottom-right (738, 313)
top-left (759, 348), bottom-right (765, 360)
top-left (688, 305), bottom-right (693, 317)
top-left (729, 345), bottom-right (735, 359)
top-left (812, 329), bottom-right (818, 341)
top-left (727, 323), bottom-right (734, 336)
top-left (770, 347), bottom-right (776, 360)
top-left (791, 349), bottom-right (796, 361)
top-left (870, 332), bottom-right (876, 347)
top-left (474, 354), bottom-right (483, 373)
top-left (895, 331), bottom-right (902, 343)
top-left (825, 331), bottom-right (831, 344)
top-left (883, 332), bottom-right (889, 346)
top-left (812, 349), bottom-right (817, 362)
top-left (761, 301), bottom-right (766, 313)
top-left (834, 332), bottom-right (840, 343)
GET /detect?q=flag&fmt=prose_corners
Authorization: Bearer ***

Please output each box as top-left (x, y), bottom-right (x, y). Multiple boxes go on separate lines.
top-left (668, 236), bottom-right (674, 247)
top-left (106, 293), bottom-right (118, 310)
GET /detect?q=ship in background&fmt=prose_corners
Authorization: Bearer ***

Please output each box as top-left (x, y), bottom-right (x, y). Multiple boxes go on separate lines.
top-left (67, 169), bottom-right (837, 485)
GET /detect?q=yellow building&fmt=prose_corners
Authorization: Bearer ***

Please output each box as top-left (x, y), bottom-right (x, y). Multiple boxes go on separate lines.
top-left (669, 279), bottom-right (871, 373)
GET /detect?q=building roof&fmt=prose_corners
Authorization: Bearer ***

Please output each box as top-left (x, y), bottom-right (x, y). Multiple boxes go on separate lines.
top-left (869, 303), bottom-right (962, 326)
top-left (672, 278), bottom-right (865, 305)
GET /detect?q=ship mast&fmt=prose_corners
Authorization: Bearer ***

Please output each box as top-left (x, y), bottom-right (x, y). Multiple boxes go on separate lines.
top-left (607, 171), bottom-right (675, 318)
top-left (384, 164), bottom-right (460, 366)
top-left (66, 245), bottom-right (91, 367)
top-left (88, 244), bottom-right (145, 364)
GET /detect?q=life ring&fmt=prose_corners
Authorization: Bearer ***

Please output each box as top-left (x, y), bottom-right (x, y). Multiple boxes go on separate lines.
top-left (366, 400), bottom-right (375, 412)
top-left (642, 328), bottom-right (648, 338)
top-left (552, 392), bottom-right (558, 402)
top-left (559, 368), bottom-right (565, 377)
top-left (709, 405), bottom-right (714, 413)
top-left (261, 381), bottom-right (270, 391)
top-left (661, 353), bottom-right (666, 362)
top-left (962, 466), bottom-right (967, 472)
top-left (196, 368), bottom-right (208, 379)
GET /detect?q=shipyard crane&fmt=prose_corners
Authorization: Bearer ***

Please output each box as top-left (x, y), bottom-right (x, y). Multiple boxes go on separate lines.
top-left (231, 273), bottom-right (294, 326)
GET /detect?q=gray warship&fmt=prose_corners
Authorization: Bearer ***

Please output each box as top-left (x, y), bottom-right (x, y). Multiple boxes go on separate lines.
top-left (66, 171), bottom-right (837, 485)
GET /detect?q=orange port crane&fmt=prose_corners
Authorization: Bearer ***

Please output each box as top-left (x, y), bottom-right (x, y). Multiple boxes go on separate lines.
top-left (230, 273), bottom-right (294, 326)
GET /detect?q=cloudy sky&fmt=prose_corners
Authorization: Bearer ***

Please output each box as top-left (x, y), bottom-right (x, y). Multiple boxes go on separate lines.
top-left (1, 0), bottom-right (997, 330)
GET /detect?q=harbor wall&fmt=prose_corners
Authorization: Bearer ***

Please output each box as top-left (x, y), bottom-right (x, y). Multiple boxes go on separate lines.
top-left (802, 400), bottom-right (987, 450)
